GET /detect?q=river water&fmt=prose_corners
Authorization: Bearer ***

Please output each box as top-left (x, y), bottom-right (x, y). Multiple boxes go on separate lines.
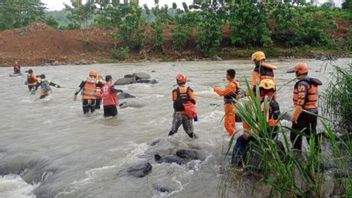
top-left (0, 58), bottom-right (351, 198)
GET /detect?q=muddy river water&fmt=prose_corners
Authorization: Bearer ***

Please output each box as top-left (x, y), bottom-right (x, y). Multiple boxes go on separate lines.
top-left (0, 58), bottom-right (351, 198)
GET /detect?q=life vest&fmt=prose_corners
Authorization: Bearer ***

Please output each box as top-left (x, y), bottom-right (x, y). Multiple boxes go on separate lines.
top-left (252, 63), bottom-right (276, 88)
top-left (293, 77), bottom-right (322, 110)
top-left (267, 100), bottom-right (280, 127)
top-left (27, 74), bottom-right (37, 86)
top-left (224, 80), bottom-right (240, 104)
top-left (102, 83), bottom-right (118, 106)
top-left (40, 80), bottom-right (51, 96)
top-left (82, 77), bottom-right (97, 100)
top-left (173, 87), bottom-right (192, 112)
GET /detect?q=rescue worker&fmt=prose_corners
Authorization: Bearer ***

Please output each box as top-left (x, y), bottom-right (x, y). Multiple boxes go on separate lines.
top-left (74, 70), bottom-right (104, 114)
top-left (290, 63), bottom-right (322, 151)
top-left (213, 69), bottom-right (240, 136)
top-left (232, 79), bottom-right (280, 167)
top-left (35, 74), bottom-right (61, 99)
top-left (95, 75), bottom-right (104, 110)
top-left (168, 73), bottom-right (197, 139)
top-left (102, 75), bottom-right (122, 117)
top-left (250, 51), bottom-right (277, 92)
top-left (14, 61), bottom-right (21, 74)
top-left (26, 69), bottom-right (38, 93)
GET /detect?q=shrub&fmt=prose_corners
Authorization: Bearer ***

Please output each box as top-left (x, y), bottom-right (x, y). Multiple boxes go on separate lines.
top-left (323, 64), bottom-right (352, 132)
top-left (111, 47), bottom-right (129, 61)
top-left (172, 25), bottom-right (191, 51)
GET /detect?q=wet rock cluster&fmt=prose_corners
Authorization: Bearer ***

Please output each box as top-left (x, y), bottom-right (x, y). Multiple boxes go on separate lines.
top-left (114, 72), bottom-right (158, 85)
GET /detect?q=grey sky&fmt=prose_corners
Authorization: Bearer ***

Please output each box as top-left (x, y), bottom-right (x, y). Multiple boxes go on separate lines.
top-left (41, 0), bottom-right (343, 11)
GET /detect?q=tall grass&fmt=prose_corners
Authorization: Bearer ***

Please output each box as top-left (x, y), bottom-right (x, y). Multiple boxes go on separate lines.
top-left (219, 77), bottom-right (352, 197)
top-left (322, 63), bottom-right (352, 133)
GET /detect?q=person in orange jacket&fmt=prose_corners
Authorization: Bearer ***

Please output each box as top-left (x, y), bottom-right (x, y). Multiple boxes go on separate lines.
top-left (25, 69), bottom-right (39, 93)
top-left (168, 73), bottom-right (197, 139)
top-left (232, 79), bottom-right (280, 167)
top-left (290, 63), bottom-right (322, 151)
top-left (213, 69), bottom-right (240, 136)
top-left (250, 51), bottom-right (277, 92)
top-left (74, 70), bottom-right (104, 114)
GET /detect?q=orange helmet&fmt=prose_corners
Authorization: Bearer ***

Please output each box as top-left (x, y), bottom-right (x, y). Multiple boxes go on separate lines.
top-left (251, 51), bottom-right (266, 62)
top-left (89, 70), bottom-right (98, 77)
top-left (176, 73), bottom-right (187, 84)
top-left (294, 63), bottom-right (309, 75)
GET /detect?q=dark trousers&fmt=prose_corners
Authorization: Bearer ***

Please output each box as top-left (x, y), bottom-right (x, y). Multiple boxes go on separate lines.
top-left (82, 99), bottom-right (96, 114)
top-left (290, 109), bottom-right (319, 151)
top-left (232, 127), bottom-right (278, 166)
top-left (104, 105), bottom-right (118, 117)
top-left (95, 98), bottom-right (102, 109)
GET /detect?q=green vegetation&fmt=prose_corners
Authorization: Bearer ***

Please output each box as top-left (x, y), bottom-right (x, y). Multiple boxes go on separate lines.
top-left (111, 47), bottom-right (129, 61)
top-left (323, 64), bottom-right (352, 133)
top-left (218, 78), bottom-right (352, 197)
top-left (0, 1), bottom-right (351, 58)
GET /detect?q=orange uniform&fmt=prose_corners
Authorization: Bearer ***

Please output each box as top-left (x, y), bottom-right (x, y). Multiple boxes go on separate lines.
top-left (214, 81), bottom-right (240, 136)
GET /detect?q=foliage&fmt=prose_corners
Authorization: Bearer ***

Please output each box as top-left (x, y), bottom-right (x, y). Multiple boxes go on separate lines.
top-left (150, 22), bottom-right (164, 51)
top-left (45, 16), bottom-right (59, 29)
top-left (111, 47), bottom-right (129, 60)
top-left (0, 0), bottom-right (45, 30)
top-left (323, 64), bottom-right (352, 132)
top-left (229, 1), bottom-right (272, 47)
top-left (64, 0), bottom-right (96, 29)
top-left (171, 25), bottom-right (192, 52)
top-left (195, 8), bottom-right (224, 56)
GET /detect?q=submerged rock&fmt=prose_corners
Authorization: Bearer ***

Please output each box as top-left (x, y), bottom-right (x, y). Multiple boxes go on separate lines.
top-left (119, 92), bottom-right (136, 99)
top-left (153, 184), bottom-right (172, 193)
top-left (125, 162), bottom-right (152, 178)
top-left (154, 154), bottom-right (187, 165)
top-left (176, 149), bottom-right (204, 161)
top-left (286, 68), bottom-right (295, 73)
top-left (114, 72), bottom-right (157, 85)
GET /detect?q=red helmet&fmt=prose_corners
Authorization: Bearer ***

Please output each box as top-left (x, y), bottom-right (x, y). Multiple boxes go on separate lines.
top-left (294, 63), bottom-right (309, 75)
top-left (176, 73), bottom-right (187, 84)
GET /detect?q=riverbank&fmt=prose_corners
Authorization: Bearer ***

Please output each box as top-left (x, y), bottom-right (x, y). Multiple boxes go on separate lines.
top-left (0, 23), bottom-right (350, 66)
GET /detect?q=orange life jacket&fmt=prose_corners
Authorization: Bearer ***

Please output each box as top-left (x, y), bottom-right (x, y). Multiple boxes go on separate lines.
top-left (252, 63), bottom-right (276, 88)
top-left (27, 73), bottom-right (37, 86)
top-left (224, 80), bottom-right (240, 104)
top-left (293, 77), bottom-right (322, 110)
top-left (82, 77), bottom-right (97, 100)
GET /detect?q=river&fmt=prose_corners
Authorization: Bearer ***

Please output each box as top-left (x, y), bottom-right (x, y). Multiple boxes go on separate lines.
top-left (0, 58), bottom-right (351, 198)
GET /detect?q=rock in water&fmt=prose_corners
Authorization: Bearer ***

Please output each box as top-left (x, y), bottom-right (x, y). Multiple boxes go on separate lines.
top-left (114, 78), bottom-right (136, 85)
top-left (126, 162), bottom-right (152, 178)
top-left (153, 184), bottom-right (172, 193)
top-left (133, 72), bottom-right (151, 80)
top-left (286, 68), bottom-right (295, 73)
top-left (119, 92), bottom-right (136, 99)
top-left (176, 149), bottom-right (204, 161)
top-left (154, 154), bottom-right (187, 165)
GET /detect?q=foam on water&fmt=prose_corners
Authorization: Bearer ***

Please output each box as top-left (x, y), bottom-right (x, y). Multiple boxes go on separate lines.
top-left (0, 175), bottom-right (39, 198)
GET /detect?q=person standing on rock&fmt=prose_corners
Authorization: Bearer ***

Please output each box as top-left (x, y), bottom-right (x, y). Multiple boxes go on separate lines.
top-left (102, 75), bottom-right (122, 118)
top-left (13, 61), bottom-right (21, 74)
top-left (290, 63), bottom-right (322, 151)
top-left (213, 69), bottom-right (240, 136)
top-left (74, 70), bottom-right (104, 114)
top-left (169, 73), bottom-right (198, 139)
top-left (250, 51), bottom-right (277, 93)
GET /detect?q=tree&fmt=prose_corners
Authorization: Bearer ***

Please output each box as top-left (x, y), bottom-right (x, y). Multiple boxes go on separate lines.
top-left (0, 0), bottom-right (45, 30)
top-left (64, 0), bottom-right (96, 29)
